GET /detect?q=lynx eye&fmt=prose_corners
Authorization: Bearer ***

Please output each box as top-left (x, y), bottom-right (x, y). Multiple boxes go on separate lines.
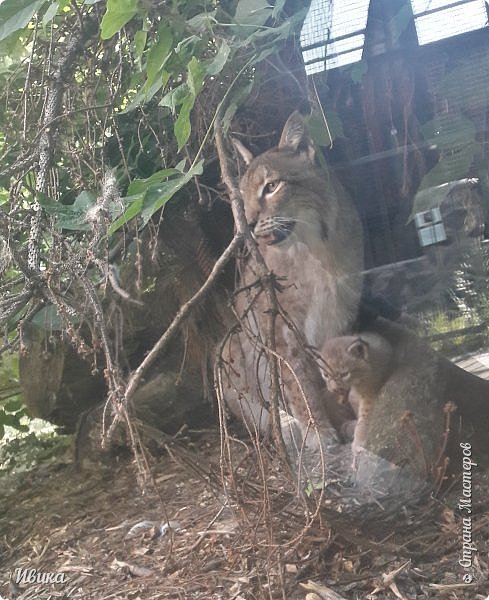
top-left (263, 180), bottom-right (280, 196)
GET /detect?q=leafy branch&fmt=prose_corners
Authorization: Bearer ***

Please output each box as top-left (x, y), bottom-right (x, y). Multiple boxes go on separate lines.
top-left (0, 0), bottom-right (307, 448)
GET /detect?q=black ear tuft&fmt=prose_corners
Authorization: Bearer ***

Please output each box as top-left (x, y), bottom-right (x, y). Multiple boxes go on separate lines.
top-left (347, 338), bottom-right (368, 360)
top-left (231, 137), bottom-right (254, 165)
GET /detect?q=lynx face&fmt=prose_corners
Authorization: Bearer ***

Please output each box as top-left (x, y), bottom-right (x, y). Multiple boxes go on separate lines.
top-left (240, 151), bottom-right (332, 248)
top-left (320, 334), bottom-right (393, 398)
top-left (322, 368), bottom-right (353, 395)
top-left (234, 112), bottom-right (360, 261)
top-left (320, 337), bottom-right (370, 395)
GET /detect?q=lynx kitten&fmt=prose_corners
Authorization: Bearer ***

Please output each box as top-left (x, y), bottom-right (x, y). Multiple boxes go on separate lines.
top-left (320, 333), bottom-right (393, 466)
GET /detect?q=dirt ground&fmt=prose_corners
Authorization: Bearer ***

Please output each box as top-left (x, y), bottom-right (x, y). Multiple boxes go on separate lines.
top-left (0, 429), bottom-right (488, 600)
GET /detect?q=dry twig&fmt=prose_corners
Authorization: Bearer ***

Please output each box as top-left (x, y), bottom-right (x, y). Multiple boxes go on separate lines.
top-left (369, 560), bottom-right (411, 599)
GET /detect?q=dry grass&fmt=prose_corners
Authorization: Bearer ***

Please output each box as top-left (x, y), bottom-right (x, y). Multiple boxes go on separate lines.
top-left (0, 430), bottom-right (488, 599)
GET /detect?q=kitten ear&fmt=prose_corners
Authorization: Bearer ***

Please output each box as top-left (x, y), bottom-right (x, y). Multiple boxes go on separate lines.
top-left (278, 111), bottom-right (315, 162)
top-left (347, 338), bottom-right (369, 360)
top-left (231, 137), bottom-right (254, 165)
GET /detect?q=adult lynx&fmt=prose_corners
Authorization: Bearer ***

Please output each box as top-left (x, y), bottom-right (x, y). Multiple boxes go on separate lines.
top-left (222, 112), bottom-right (364, 443)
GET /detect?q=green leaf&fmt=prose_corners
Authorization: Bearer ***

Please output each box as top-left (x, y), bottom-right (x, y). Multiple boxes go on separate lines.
top-left (121, 71), bottom-right (170, 113)
top-left (234, 0), bottom-right (272, 26)
top-left (0, 188), bottom-right (9, 206)
top-left (145, 24), bottom-right (173, 87)
top-left (412, 179), bottom-right (478, 216)
top-left (0, 411), bottom-right (25, 429)
top-left (139, 160), bottom-right (203, 225)
top-left (418, 115), bottom-right (477, 190)
top-left (175, 158), bottom-right (186, 172)
top-left (173, 58), bottom-right (206, 150)
top-left (174, 34), bottom-right (200, 55)
top-left (0, 0), bottom-right (47, 42)
top-left (387, 2), bottom-right (415, 46)
top-left (133, 29), bottom-right (147, 61)
top-left (100, 0), bottom-right (139, 40)
top-left (140, 179), bottom-right (187, 226)
top-left (35, 192), bottom-right (60, 209)
top-left (110, 161), bottom-right (204, 232)
top-left (271, 0), bottom-right (286, 18)
top-left (436, 58), bottom-right (489, 110)
top-left (412, 115), bottom-right (478, 216)
top-left (187, 56), bottom-right (205, 97)
top-left (309, 105), bottom-right (344, 146)
top-left (42, 1), bottom-right (58, 26)
top-left (421, 114), bottom-right (477, 149)
top-left (159, 83), bottom-right (190, 111)
top-left (1, 413), bottom-right (21, 432)
top-left (3, 398), bottom-right (23, 412)
top-left (108, 195), bottom-right (143, 234)
top-left (349, 61), bottom-right (367, 84)
top-left (413, 146), bottom-right (477, 215)
top-left (251, 46), bottom-right (276, 65)
top-left (206, 41), bottom-right (231, 76)
top-left (72, 190), bottom-right (97, 210)
top-left (38, 190), bottom-right (98, 230)
top-left (239, 17), bottom-right (294, 62)
top-left (175, 94), bottom-right (194, 150)
top-left (221, 80), bottom-right (253, 132)
top-left (420, 143), bottom-right (476, 190)
top-left (0, 30), bottom-right (27, 65)
top-left (187, 11), bottom-right (216, 33)
top-left (127, 168), bottom-right (181, 195)
top-left (247, 17), bottom-right (291, 42)
top-left (304, 480), bottom-right (324, 496)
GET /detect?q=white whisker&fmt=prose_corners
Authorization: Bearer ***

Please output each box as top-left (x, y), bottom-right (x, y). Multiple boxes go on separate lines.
top-left (272, 217), bottom-right (312, 227)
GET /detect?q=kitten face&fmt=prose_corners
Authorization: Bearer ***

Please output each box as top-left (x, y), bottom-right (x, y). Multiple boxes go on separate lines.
top-left (319, 333), bottom-right (393, 400)
top-left (322, 366), bottom-right (352, 395)
top-left (319, 336), bottom-right (371, 395)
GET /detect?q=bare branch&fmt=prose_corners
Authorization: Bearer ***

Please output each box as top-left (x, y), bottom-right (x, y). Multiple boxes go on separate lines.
top-left (27, 14), bottom-right (98, 271)
top-left (124, 232), bottom-right (243, 403)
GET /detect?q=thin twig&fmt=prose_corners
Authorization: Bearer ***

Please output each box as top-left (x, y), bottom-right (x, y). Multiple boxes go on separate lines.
top-left (124, 233), bottom-right (243, 403)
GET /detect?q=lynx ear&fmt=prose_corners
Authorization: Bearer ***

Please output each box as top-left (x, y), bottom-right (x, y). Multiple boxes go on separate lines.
top-left (347, 338), bottom-right (369, 360)
top-left (231, 137), bottom-right (254, 165)
top-left (278, 111), bottom-right (315, 162)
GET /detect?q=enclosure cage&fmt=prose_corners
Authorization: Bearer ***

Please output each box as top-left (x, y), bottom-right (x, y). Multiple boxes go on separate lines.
top-left (301, 0), bottom-right (489, 358)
